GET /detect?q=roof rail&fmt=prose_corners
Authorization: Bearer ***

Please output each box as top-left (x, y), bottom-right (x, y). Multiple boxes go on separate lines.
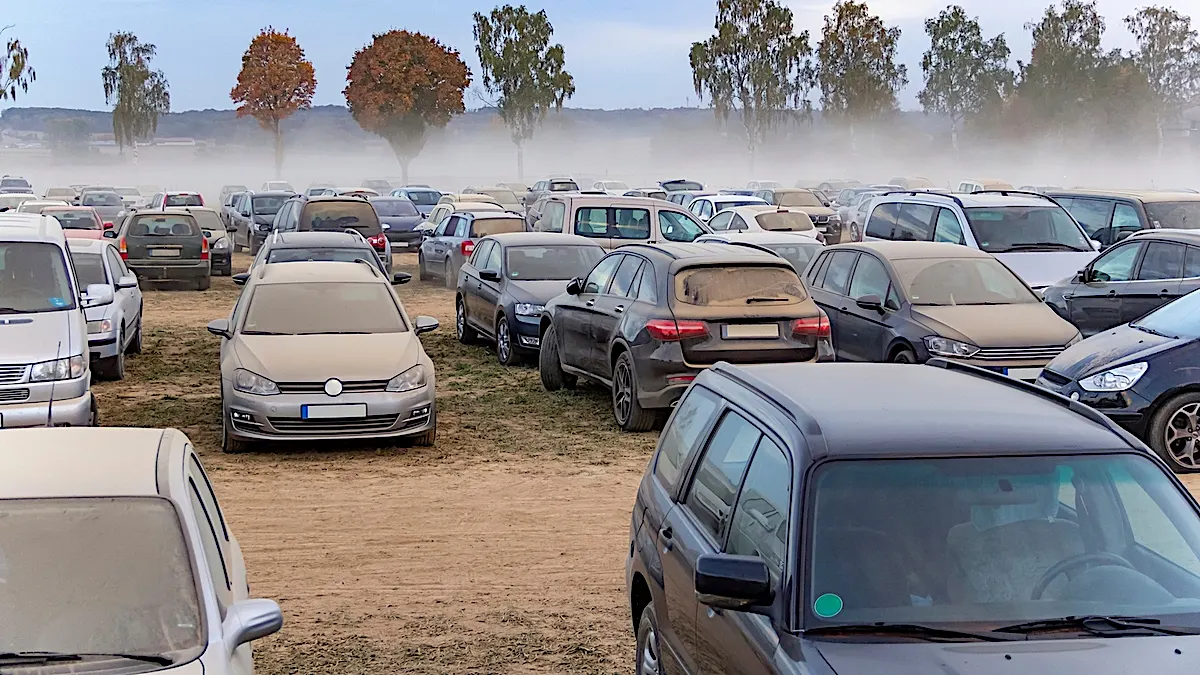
top-left (883, 191), bottom-right (964, 208)
top-left (352, 257), bottom-right (381, 277)
top-left (620, 242), bottom-right (676, 259)
top-left (708, 240), bottom-right (782, 258)
top-left (343, 228), bottom-right (366, 241)
top-left (970, 189), bottom-right (1064, 207)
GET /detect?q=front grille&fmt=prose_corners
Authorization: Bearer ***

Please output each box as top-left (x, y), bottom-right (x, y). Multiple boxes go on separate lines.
top-left (268, 414), bottom-right (399, 434)
top-left (973, 346), bottom-right (1065, 361)
top-left (275, 379), bottom-right (391, 395)
top-left (0, 388), bottom-right (29, 402)
top-left (813, 215), bottom-right (830, 224)
top-left (0, 365), bottom-right (27, 385)
top-left (1039, 370), bottom-right (1072, 386)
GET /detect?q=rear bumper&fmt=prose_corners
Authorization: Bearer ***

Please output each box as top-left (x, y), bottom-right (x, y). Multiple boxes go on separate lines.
top-left (126, 260), bottom-right (210, 280)
top-left (386, 231), bottom-right (423, 247)
top-left (0, 391), bottom-right (93, 428)
top-left (89, 332), bottom-right (120, 359)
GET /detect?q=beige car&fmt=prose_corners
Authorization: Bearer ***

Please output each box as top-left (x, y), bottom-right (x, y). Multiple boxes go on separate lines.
top-left (750, 187), bottom-right (844, 241)
top-left (16, 199), bottom-right (70, 213)
top-left (528, 194), bottom-right (707, 249)
top-left (417, 199), bottom-right (504, 235)
top-left (207, 260), bottom-right (440, 452)
top-left (956, 178), bottom-right (1013, 193)
top-left (462, 186), bottom-right (522, 210)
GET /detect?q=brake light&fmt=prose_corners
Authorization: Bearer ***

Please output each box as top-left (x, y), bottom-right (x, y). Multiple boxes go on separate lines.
top-left (646, 319), bottom-right (708, 341)
top-left (118, 237), bottom-right (128, 260)
top-left (200, 237), bottom-right (209, 261)
top-left (461, 240), bottom-right (475, 257)
top-left (792, 313), bottom-right (831, 338)
top-left (367, 233), bottom-right (387, 251)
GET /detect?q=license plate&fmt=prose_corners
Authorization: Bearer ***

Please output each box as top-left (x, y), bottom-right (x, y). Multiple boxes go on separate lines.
top-left (301, 403), bottom-right (367, 419)
top-left (1006, 367), bottom-right (1043, 381)
top-left (148, 248), bottom-right (180, 257)
top-left (393, 241), bottom-right (407, 248)
top-left (723, 324), bottom-right (780, 339)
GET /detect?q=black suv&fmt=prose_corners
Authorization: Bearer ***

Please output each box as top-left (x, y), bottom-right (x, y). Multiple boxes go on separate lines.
top-left (628, 360), bottom-right (1200, 675)
top-left (538, 243), bottom-right (833, 432)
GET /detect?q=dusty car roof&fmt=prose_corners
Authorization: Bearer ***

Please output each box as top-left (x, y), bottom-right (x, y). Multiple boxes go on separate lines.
top-left (66, 237), bottom-right (114, 252)
top-left (830, 240), bottom-right (992, 260)
top-left (256, 260), bottom-right (385, 285)
top-left (268, 231), bottom-right (371, 248)
top-left (0, 428), bottom-right (165, 498)
top-left (0, 213), bottom-right (65, 242)
top-left (486, 232), bottom-right (603, 247)
top-left (1047, 188), bottom-right (1200, 203)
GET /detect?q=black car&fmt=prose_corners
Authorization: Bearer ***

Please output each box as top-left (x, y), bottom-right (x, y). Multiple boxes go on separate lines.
top-left (1043, 229), bottom-right (1200, 337)
top-left (629, 359), bottom-right (1200, 675)
top-left (233, 231), bottom-right (405, 285)
top-left (455, 233), bottom-right (605, 365)
top-left (1045, 189), bottom-right (1200, 248)
top-left (229, 190), bottom-right (294, 254)
top-left (538, 243), bottom-right (834, 432)
top-left (1039, 287), bottom-right (1200, 473)
top-left (369, 196), bottom-right (424, 249)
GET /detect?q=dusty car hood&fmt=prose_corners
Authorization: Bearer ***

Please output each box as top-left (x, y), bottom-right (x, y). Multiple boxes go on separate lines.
top-left (912, 303), bottom-right (1078, 348)
top-left (993, 251), bottom-right (1097, 289)
top-left (234, 332), bottom-right (423, 382)
top-left (507, 279), bottom-right (573, 305)
top-left (812, 636), bottom-right (1200, 675)
top-left (0, 309), bottom-right (83, 362)
top-left (1044, 323), bottom-right (1182, 379)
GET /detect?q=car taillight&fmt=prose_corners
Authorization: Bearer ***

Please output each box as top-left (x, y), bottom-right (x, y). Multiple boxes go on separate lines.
top-left (118, 237), bottom-right (128, 260)
top-left (461, 240), bottom-right (475, 257)
top-left (792, 312), bottom-right (831, 338)
top-left (200, 237), bottom-right (209, 260)
top-left (646, 319), bottom-right (709, 341)
top-left (367, 233), bottom-right (387, 251)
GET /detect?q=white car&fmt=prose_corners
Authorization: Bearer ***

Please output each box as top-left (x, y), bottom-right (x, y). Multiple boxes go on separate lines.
top-left (260, 181), bottom-right (294, 192)
top-left (839, 190), bottom-right (889, 239)
top-left (15, 199), bottom-right (70, 214)
top-left (705, 205), bottom-right (824, 241)
top-left (0, 427), bottom-right (283, 674)
top-left (591, 180), bottom-right (630, 196)
top-left (0, 193), bottom-right (37, 211)
top-left (695, 230), bottom-right (825, 273)
top-left (687, 194), bottom-right (768, 223)
top-left (68, 238), bottom-right (144, 380)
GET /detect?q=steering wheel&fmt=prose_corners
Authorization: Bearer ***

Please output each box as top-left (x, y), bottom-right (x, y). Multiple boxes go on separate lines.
top-left (1031, 552), bottom-right (1134, 600)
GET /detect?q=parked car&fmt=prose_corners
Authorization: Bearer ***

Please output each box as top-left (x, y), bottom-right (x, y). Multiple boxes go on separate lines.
top-left (861, 191), bottom-right (1099, 290)
top-left (746, 180), bottom-right (783, 191)
top-left (272, 195), bottom-right (393, 276)
top-left (624, 188), bottom-right (669, 201)
top-left (659, 179), bottom-right (704, 193)
top-left (837, 189), bottom-right (889, 241)
top-left (147, 191), bottom-right (206, 210)
top-left (42, 186), bottom-right (76, 201)
top-left (369, 196), bottom-right (424, 249)
top-left (67, 238), bottom-right (143, 380)
top-left (77, 190), bottom-right (125, 227)
top-left (817, 178), bottom-right (861, 192)
top-left (496, 181), bottom-right (529, 197)
top-left (42, 206), bottom-right (108, 240)
top-left (419, 199), bottom-right (505, 236)
top-left (528, 177), bottom-right (581, 204)
top-left (219, 184), bottom-right (249, 202)
top-left (261, 181), bottom-right (294, 192)
top-left (419, 211), bottom-right (526, 288)
top-left (229, 190), bottom-right (292, 254)
top-left (664, 190), bottom-right (714, 208)
top-left (0, 193), bottom-right (38, 211)
top-left (530, 194), bottom-right (709, 249)
top-left (219, 191), bottom-right (242, 229)
top-left (16, 199), bottom-right (70, 214)
top-left (628, 358), bottom-right (1200, 674)
top-left (167, 206), bottom-right (233, 276)
top-left (207, 260), bottom-right (439, 452)
top-left (1046, 189), bottom-right (1200, 248)
top-left (305, 183), bottom-right (335, 197)
top-left (751, 188), bottom-right (844, 241)
top-left (538, 243), bottom-right (834, 431)
top-left (390, 186), bottom-right (443, 217)
top-left (1039, 286), bottom-right (1200, 473)
top-left (0, 213), bottom-right (101, 427)
top-left (361, 179), bottom-right (393, 194)
top-left (956, 178), bottom-right (1013, 193)
top-left (686, 194), bottom-right (767, 223)
top-left (888, 176), bottom-right (936, 189)
top-left (830, 185), bottom-right (880, 209)
top-left (695, 230), bottom-right (824, 273)
top-left (333, 187), bottom-right (378, 198)
top-left (705, 205), bottom-right (822, 240)
top-left (0, 174), bottom-right (32, 194)
top-left (236, 231), bottom-right (402, 284)
top-left (456, 233), bottom-right (605, 365)
top-left (805, 241), bottom-right (1080, 380)
top-left (593, 180), bottom-right (630, 195)
top-left (462, 186), bottom-right (522, 211)
top-left (110, 210), bottom-right (211, 290)
top-left (113, 186), bottom-right (142, 210)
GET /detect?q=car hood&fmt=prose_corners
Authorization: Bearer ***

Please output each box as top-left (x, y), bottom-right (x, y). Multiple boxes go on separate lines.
top-left (911, 303), bottom-right (1078, 348)
top-left (253, 214), bottom-right (276, 226)
top-left (507, 280), bottom-right (573, 305)
top-left (234, 332), bottom-right (423, 382)
top-left (89, 206), bottom-right (123, 218)
top-left (380, 215), bottom-right (423, 232)
top-left (0, 310), bottom-right (83, 362)
top-left (1045, 323), bottom-right (1184, 379)
top-left (812, 636), bottom-right (1200, 675)
top-left (992, 251), bottom-right (1097, 289)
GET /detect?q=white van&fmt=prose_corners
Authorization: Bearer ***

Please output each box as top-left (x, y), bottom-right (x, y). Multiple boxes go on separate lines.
top-left (0, 213), bottom-right (109, 427)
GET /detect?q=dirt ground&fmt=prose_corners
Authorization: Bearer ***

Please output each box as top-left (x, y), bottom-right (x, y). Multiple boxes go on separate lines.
top-left (92, 252), bottom-right (655, 674)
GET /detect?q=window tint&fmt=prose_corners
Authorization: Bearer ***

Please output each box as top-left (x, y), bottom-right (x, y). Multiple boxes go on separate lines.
top-left (575, 207), bottom-right (651, 239)
top-left (545, 201), bottom-right (568, 231)
top-left (469, 240), bottom-right (493, 267)
top-left (583, 255), bottom-right (622, 294)
top-left (821, 251), bottom-right (858, 295)
top-left (1092, 242), bottom-right (1142, 282)
top-left (895, 204), bottom-right (936, 241)
top-left (659, 210), bottom-right (705, 242)
top-left (105, 248), bottom-right (127, 279)
top-left (1138, 241), bottom-right (1186, 281)
top-left (188, 453), bottom-right (229, 541)
top-left (188, 479), bottom-right (232, 611)
top-left (725, 437), bottom-right (790, 575)
top-left (654, 387), bottom-right (721, 490)
top-left (684, 412), bottom-right (762, 541)
top-left (433, 217), bottom-right (452, 237)
top-left (1112, 203), bottom-right (1142, 233)
top-left (865, 203), bottom-right (900, 239)
top-left (610, 255), bottom-right (643, 297)
top-left (808, 252), bottom-right (831, 285)
top-left (848, 254), bottom-right (891, 300)
top-left (1186, 246), bottom-right (1200, 278)
top-left (934, 208), bottom-right (965, 244)
top-left (636, 264), bottom-right (659, 304)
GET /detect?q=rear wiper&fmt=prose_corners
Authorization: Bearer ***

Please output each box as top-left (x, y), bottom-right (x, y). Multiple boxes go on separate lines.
top-left (745, 296), bottom-right (789, 304)
top-left (995, 615), bottom-right (1200, 637)
top-left (0, 651), bottom-right (173, 666)
top-left (803, 622), bottom-right (1020, 642)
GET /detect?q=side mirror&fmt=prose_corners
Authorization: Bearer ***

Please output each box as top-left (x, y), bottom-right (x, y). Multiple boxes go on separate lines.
top-left (694, 554), bottom-right (774, 613)
top-left (414, 315), bottom-right (439, 335)
top-left (855, 294), bottom-right (884, 312)
top-left (392, 272), bottom-right (412, 285)
top-left (115, 274), bottom-right (138, 289)
top-left (1090, 239), bottom-right (1102, 251)
top-left (479, 269), bottom-right (502, 282)
top-left (103, 230), bottom-right (117, 239)
top-left (381, 222), bottom-right (391, 231)
top-left (232, 273), bottom-right (249, 286)
top-left (565, 277), bottom-right (583, 295)
top-left (206, 318), bottom-right (231, 339)
top-left (81, 283), bottom-right (115, 308)
top-left (222, 599), bottom-right (283, 654)
top-left (1078, 268), bottom-right (1093, 283)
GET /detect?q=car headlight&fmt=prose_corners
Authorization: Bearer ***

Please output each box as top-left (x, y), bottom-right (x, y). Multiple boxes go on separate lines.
top-left (29, 355), bottom-right (86, 381)
top-left (386, 364), bottom-right (428, 393)
top-left (212, 236), bottom-right (230, 250)
top-left (514, 303), bottom-right (545, 317)
top-left (829, 214), bottom-right (841, 222)
top-left (1079, 362), bottom-right (1147, 392)
top-left (87, 319), bottom-right (114, 334)
top-left (923, 336), bottom-right (980, 358)
top-left (233, 368), bottom-right (279, 395)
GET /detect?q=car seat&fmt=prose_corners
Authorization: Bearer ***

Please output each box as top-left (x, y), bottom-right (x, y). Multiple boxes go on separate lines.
top-left (129, 222), bottom-right (150, 237)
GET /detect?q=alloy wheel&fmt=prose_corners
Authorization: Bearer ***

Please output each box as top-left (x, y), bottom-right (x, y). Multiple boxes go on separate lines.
top-left (1165, 402), bottom-right (1200, 469)
top-left (614, 360), bottom-right (633, 424)
top-left (638, 625), bottom-right (660, 675)
top-left (497, 321), bottom-right (512, 363)
top-left (456, 303), bottom-right (466, 340)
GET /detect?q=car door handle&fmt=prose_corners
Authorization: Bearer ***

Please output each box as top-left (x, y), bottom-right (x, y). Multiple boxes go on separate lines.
top-left (1108, 290), bottom-right (1118, 296)
top-left (659, 526), bottom-right (674, 552)
top-left (586, 299), bottom-right (595, 307)
top-left (1159, 289), bottom-right (1173, 297)
top-left (615, 304), bottom-right (625, 314)
top-left (1063, 294), bottom-right (1074, 300)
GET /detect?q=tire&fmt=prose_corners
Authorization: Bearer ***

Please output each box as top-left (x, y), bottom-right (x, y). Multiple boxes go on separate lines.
top-left (126, 316), bottom-right (143, 355)
top-left (612, 350), bottom-right (657, 432)
top-left (197, 275), bottom-right (211, 291)
top-left (95, 336), bottom-right (125, 381)
top-left (444, 260), bottom-right (458, 289)
top-left (221, 408), bottom-right (252, 454)
top-left (634, 604), bottom-right (664, 675)
top-left (249, 238), bottom-right (261, 256)
top-left (456, 299), bottom-right (479, 344)
top-left (88, 395), bottom-right (100, 427)
top-left (892, 346), bottom-right (917, 364)
top-left (1148, 392), bottom-right (1200, 473)
top-left (496, 315), bottom-right (519, 366)
top-left (418, 252), bottom-right (431, 281)
top-left (410, 415), bottom-right (437, 447)
top-left (539, 324), bottom-right (576, 391)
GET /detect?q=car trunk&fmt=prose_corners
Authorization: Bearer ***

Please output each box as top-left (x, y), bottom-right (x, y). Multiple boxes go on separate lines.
top-left (123, 214), bottom-right (204, 263)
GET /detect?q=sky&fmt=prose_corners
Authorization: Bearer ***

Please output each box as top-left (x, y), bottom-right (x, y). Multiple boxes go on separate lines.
top-left (3, 0), bottom-right (1184, 113)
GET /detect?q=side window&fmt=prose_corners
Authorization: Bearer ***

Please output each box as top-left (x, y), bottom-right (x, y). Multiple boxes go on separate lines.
top-left (1092, 242), bottom-right (1143, 282)
top-left (1062, 198), bottom-right (1115, 238)
top-left (1185, 246), bottom-right (1200, 278)
top-left (1111, 465), bottom-right (1200, 576)
top-left (433, 217), bottom-right (452, 237)
top-left (1112, 203), bottom-right (1143, 234)
top-left (894, 203), bottom-right (936, 241)
top-left (688, 200), bottom-right (703, 216)
top-left (454, 217), bottom-right (471, 239)
top-left (708, 212), bottom-right (734, 231)
top-left (653, 387), bottom-right (721, 490)
top-left (188, 453), bottom-right (229, 541)
top-left (729, 215), bottom-right (748, 231)
top-left (1137, 241), bottom-right (1186, 281)
top-left (484, 241), bottom-right (502, 272)
top-left (610, 255), bottom-right (643, 297)
top-left (104, 248), bottom-right (123, 282)
top-left (847, 254), bottom-right (891, 300)
top-left (659, 211), bottom-right (704, 242)
top-left (684, 412), bottom-right (763, 541)
top-left (933, 208), bottom-right (965, 245)
top-left (540, 201), bottom-right (566, 233)
top-left (807, 252), bottom-right (831, 286)
top-left (725, 437), bottom-right (791, 575)
top-left (820, 251), bottom-right (858, 296)
top-left (188, 479), bottom-right (232, 612)
top-left (636, 264), bottom-right (658, 304)
top-left (700, 201), bottom-right (713, 219)
top-left (865, 203), bottom-right (900, 240)
top-left (468, 240), bottom-right (492, 267)
top-left (583, 254), bottom-right (623, 294)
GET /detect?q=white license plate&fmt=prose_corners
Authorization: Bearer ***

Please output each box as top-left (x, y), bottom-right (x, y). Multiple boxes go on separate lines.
top-left (723, 324), bottom-right (780, 339)
top-left (1006, 367), bottom-right (1043, 381)
top-left (301, 403), bottom-right (367, 419)
top-left (393, 241), bottom-right (407, 248)
top-left (148, 248), bottom-right (180, 257)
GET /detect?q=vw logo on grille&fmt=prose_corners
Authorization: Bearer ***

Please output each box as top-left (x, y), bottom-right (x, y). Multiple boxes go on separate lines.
top-left (324, 378), bottom-right (343, 397)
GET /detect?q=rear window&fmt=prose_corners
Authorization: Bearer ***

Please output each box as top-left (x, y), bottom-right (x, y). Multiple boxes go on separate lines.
top-left (674, 265), bottom-right (808, 306)
top-left (755, 211), bottom-right (814, 231)
top-left (164, 194), bottom-right (203, 207)
top-left (81, 192), bottom-right (122, 207)
top-left (1145, 202), bottom-right (1200, 229)
top-left (549, 181), bottom-right (579, 192)
top-left (371, 199), bottom-right (419, 217)
top-left (765, 242), bottom-right (823, 272)
top-left (184, 209), bottom-right (224, 232)
top-left (471, 217), bottom-right (525, 237)
top-left (115, 187), bottom-right (141, 197)
top-left (477, 189), bottom-right (518, 203)
top-left (128, 215), bottom-right (200, 237)
top-left (776, 191), bottom-right (822, 208)
top-left (253, 195), bottom-right (287, 215)
top-left (45, 209), bottom-right (100, 230)
top-left (403, 190), bottom-right (440, 206)
top-left (72, 252), bottom-right (107, 287)
top-left (300, 201), bottom-right (382, 236)
top-left (267, 247), bottom-right (380, 269)
top-left (575, 207), bottom-right (651, 239)
top-left (44, 188), bottom-right (75, 198)
top-left (1, 178), bottom-right (30, 188)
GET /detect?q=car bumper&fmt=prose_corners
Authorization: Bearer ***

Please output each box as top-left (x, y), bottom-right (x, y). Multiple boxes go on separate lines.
top-left (126, 260), bottom-right (210, 280)
top-left (225, 386), bottom-right (436, 441)
top-left (386, 231), bottom-right (423, 247)
top-left (210, 249), bottom-right (232, 268)
top-left (1034, 376), bottom-right (1154, 436)
top-left (0, 391), bottom-right (93, 428)
top-left (88, 331), bottom-right (120, 359)
top-left (508, 314), bottom-right (543, 351)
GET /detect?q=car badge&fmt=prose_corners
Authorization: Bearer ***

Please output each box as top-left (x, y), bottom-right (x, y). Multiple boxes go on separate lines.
top-left (324, 378), bottom-right (343, 397)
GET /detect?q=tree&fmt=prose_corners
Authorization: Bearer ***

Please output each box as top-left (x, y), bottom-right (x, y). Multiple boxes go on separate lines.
top-left (344, 30), bottom-right (470, 185)
top-left (1016, 1), bottom-right (1106, 141)
top-left (816, 0), bottom-right (907, 141)
top-left (230, 27), bottom-right (316, 178)
top-left (45, 118), bottom-right (90, 158)
top-left (689, 0), bottom-right (814, 170)
top-left (919, 5), bottom-right (1013, 151)
top-left (1125, 6), bottom-right (1200, 152)
top-left (101, 32), bottom-right (170, 156)
top-left (0, 27), bottom-right (35, 101)
top-left (473, 4), bottom-right (575, 179)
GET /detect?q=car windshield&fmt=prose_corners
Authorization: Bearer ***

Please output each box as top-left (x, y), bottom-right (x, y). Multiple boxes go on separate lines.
top-left (44, 189), bottom-right (74, 198)
top-left (664, 181), bottom-right (704, 191)
top-left (242, 282), bottom-right (405, 335)
top-left (806, 454), bottom-right (1200, 632)
top-left (601, 181), bottom-right (629, 190)
top-left (164, 194), bottom-right (202, 207)
top-left (675, 265), bottom-right (807, 305)
top-left (756, 212), bottom-right (814, 231)
top-left (1132, 287), bottom-right (1200, 340)
top-left (1145, 202), bottom-right (1200, 230)
top-left (777, 191), bottom-right (823, 207)
top-left (964, 206), bottom-right (1091, 252)
top-left (476, 189), bottom-right (518, 204)
top-left (301, 202), bottom-right (382, 236)
top-left (765, 242), bottom-right (822, 272)
top-left (1, 178), bottom-right (29, 188)
top-left (183, 210), bottom-right (223, 233)
top-left (0, 242), bottom-right (77, 312)
top-left (252, 196), bottom-right (287, 215)
top-left (71, 252), bottom-right (107, 287)
top-left (505, 245), bottom-right (604, 281)
top-left (402, 190), bottom-right (440, 206)
top-left (371, 199), bottom-right (418, 217)
top-left (128, 215), bottom-right (200, 237)
top-left (0, 195), bottom-right (34, 209)
top-left (45, 209), bottom-right (100, 230)
top-left (114, 187), bottom-right (140, 197)
top-left (471, 217), bottom-right (525, 237)
top-left (893, 257), bottom-right (1038, 306)
top-left (81, 192), bottom-right (122, 207)
top-left (267, 247), bottom-right (381, 271)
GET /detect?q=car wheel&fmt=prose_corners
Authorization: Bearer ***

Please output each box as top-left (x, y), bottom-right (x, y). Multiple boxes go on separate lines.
top-left (456, 300), bottom-right (479, 344)
top-left (444, 260), bottom-right (458, 289)
top-left (892, 346), bottom-right (917, 364)
top-left (635, 604), bottom-right (663, 675)
top-left (496, 315), bottom-right (518, 366)
top-left (1149, 393), bottom-right (1200, 473)
top-left (410, 414), bottom-right (437, 447)
top-left (197, 275), bottom-right (211, 291)
top-left (418, 252), bottom-right (431, 281)
top-left (126, 316), bottom-right (143, 355)
top-left (221, 407), bottom-right (251, 454)
top-left (88, 395), bottom-right (100, 427)
top-left (538, 324), bottom-right (576, 391)
top-left (613, 351), bottom-right (657, 432)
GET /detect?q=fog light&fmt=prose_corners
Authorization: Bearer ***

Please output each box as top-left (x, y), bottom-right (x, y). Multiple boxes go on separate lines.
top-left (409, 406), bottom-right (430, 418)
top-left (230, 410), bottom-right (255, 422)
top-left (1070, 392), bottom-right (1080, 401)
top-left (518, 335), bottom-right (540, 347)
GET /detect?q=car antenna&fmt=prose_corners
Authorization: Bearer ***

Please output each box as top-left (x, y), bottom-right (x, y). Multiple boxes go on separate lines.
top-left (46, 340), bottom-right (61, 427)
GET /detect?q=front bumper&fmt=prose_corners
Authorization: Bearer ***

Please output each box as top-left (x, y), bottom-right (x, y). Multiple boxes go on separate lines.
top-left (127, 260), bottom-right (210, 281)
top-left (225, 385), bottom-right (436, 442)
top-left (210, 249), bottom-right (232, 270)
top-left (509, 314), bottom-right (542, 351)
top-left (0, 391), bottom-right (94, 428)
top-left (89, 332), bottom-right (119, 360)
top-left (1034, 375), bottom-right (1154, 437)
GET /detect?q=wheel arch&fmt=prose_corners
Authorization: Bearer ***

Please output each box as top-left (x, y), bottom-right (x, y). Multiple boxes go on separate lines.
top-left (885, 338), bottom-right (917, 362)
top-left (1146, 384), bottom-right (1200, 431)
top-left (630, 571), bottom-right (652, 634)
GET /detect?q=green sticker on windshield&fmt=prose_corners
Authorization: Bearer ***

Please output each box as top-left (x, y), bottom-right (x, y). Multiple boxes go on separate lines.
top-left (813, 593), bottom-right (843, 618)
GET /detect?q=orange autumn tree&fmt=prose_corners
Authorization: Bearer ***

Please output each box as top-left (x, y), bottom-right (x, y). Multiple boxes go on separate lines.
top-left (345, 30), bottom-right (471, 185)
top-left (230, 27), bottom-right (316, 177)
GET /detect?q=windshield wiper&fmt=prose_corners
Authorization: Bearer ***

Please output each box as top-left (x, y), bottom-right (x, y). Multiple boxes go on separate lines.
top-left (0, 651), bottom-right (173, 666)
top-left (997, 243), bottom-right (1088, 252)
top-left (803, 622), bottom-right (1021, 642)
top-left (240, 330), bottom-right (290, 336)
top-left (295, 331), bottom-right (370, 335)
top-left (1132, 324), bottom-right (1178, 339)
top-left (745, 296), bottom-right (790, 304)
top-left (995, 615), bottom-right (1200, 637)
